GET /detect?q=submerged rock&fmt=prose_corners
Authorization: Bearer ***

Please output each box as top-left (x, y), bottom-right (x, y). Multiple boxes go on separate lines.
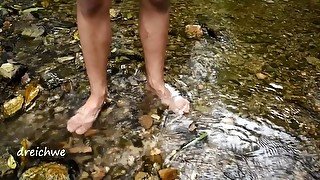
top-left (40, 72), bottom-right (64, 90)
top-left (256, 72), bottom-right (267, 80)
top-left (185, 25), bottom-right (203, 38)
top-left (135, 172), bottom-right (149, 180)
top-left (139, 115), bottom-right (153, 130)
top-left (0, 63), bottom-right (15, 78)
top-left (19, 162), bottom-right (69, 180)
top-left (0, 63), bottom-right (25, 79)
top-left (24, 83), bottom-right (41, 107)
top-left (2, 94), bottom-right (24, 117)
top-left (158, 168), bottom-right (178, 180)
top-left (21, 25), bottom-right (45, 38)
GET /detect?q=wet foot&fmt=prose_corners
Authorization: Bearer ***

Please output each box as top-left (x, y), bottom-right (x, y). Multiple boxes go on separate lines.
top-left (146, 83), bottom-right (190, 115)
top-left (67, 95), bottom-right (105, 134)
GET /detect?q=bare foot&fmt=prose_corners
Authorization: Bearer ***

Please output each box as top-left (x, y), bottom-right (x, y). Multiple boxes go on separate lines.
top-left (146, 83), bottom-right (190, 115)
top-left (67, 95), bottom-right (105, 134)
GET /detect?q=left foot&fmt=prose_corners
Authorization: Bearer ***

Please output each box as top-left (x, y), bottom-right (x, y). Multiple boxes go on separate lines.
top-left (146, 82), bottom-right (190, 115)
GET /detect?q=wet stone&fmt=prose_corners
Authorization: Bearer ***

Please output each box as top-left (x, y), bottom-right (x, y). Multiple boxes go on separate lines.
top-left (185, 25), bottom-right (203, 38)
top-left (256, 72), bottom-right (267, 80)
top-left (139, 115), bottom-right (153, 130)
top-left (40, 72), bottom-right (64, 89)
top-left (0, 63), bottom-right (26, 79)
top-left (21, 24), bottom-right (45, 38)
top-left (135, 172), bottom-right (149, 180)
top-left (158, 168), bottom-right (178, 180)
top-left (2, 94), bottom-right (24, 117)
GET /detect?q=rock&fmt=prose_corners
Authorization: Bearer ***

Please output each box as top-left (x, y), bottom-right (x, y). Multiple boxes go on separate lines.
top-left (68, 145), bottom-right (92, 154)
top-left (127, 155), bottom-right (135, 166)
top-left (110, 9), bottom-right (121, 20)
top-left (60, 81), bottom-right (73, 93)
top-left (0, 63), bottom-right (20, 79)
top-left (151, 114), bottom-right (161, 121)
top-left (57, 56), bottom-right (75, 63)
top-left (188, 121), bottom-right (198, 132)
top-left (128, 76), bottom-right (138, 86)
top-left (91, 165), bottom-right (106, 180)
top-left (149, 154), bottom-right (163, 164)
top-left (256, 72), bottom-right (267, 80)
top-left (110, 166), bottom-right (126, 179)
top-left (306, 56), bottom-right (320, 70)
top-left (116, 99), bottom-right (130, 107)
top-left (150, 148), bottom-right (161, 156)
top-left (265, 0), bottom-right (274, 4)
top-left (41, 72), bottom-right (64, 89)
top-left (135, 172), bottom-right (149, 180)
top-left (80, 171), bottom-right (89, 179)
top-left (21, 25), bottom-right (45, 38)
top-left (54, 106), bottom-right (65, 113)
top-left (41, 0), bottom-right (50, 8)
top-left (74, 155), bottom-right (92, 164)
top-left (24, 83), bottom-right (41, 107)
top-left (158, 168), bottom-right (178, 180)
top-left (73, 30), bottom-right (80, 41)
top-left (185, 25), bottom-right (203, 38)
top-left (269, 83), bottom-right (283, 90)
top-left (21, 73), bottom-right (31, 85)
top-left (139, 115), bottom-right (153, 129)
top-left (84, 129), bottom-right (99, 137)
top-left (105, 166), bottom-right (110, 173)
top-left (2, 21), bottom-right (12, 30)
top-left (21, 7), bottom-right (44, 14)
top-left (197, 84), bottom-right (204, 90)
top-left (221, 117), bottom-right (235, 125)
top-left (2, 94), bottom-right (24, 117)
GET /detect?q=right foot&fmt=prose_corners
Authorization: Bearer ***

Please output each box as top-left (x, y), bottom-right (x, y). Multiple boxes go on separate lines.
top-left (146, 83), bottom-right (190, 115)
top-left (67, 95), bottom-right (105, 134)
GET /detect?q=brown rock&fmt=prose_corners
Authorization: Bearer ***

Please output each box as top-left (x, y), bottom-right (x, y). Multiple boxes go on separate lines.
top-left (84, 129), bottom-right (99, 137)
top-left (139, 115), bottom-right (153, 129)
top-left (185, 25), bottom-right (203, 38)
top-left (158, 168), bottom-right (178, 180)
top-left (68, 145), bottom-right (92, 154)
top-left (256, 72), bottom-right (267, 80)
top-left (135, 172), bottom-right (149, 180)
top-left (91, 165), bottom-right (106, 180)
top-left (79, 171), bottom-right (89, 179)
top-left (197, 84), bottom-right (204, 90)
top-left (3, 94), bottom-right (24, 117)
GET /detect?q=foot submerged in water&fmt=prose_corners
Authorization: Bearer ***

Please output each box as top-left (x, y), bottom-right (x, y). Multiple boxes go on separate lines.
top-left (146, 83), bottom-right (190, 115)
top-left (67, 83), bottom-right (189, 135)
top-left (67, 96), bottom-right (105, 135)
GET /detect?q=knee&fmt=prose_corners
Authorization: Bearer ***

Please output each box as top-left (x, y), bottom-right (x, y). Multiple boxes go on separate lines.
top-left (148, 0), bottom-right (169, 12)
top-left (78, 0), bottom-right (110, 17)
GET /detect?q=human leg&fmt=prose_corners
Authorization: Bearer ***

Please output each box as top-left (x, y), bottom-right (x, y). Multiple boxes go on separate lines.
top-left (139, 0), bottom-right (189, 114)
top-left (67, 0), bottom-right (112, 134)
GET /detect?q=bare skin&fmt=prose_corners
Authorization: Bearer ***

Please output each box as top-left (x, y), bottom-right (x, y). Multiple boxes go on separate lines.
top-left (67, 0), bottom-right (189, 135)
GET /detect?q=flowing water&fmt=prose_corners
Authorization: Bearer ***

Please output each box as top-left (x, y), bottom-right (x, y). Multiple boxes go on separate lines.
top-left (0, 0), bottom-right (319, 179)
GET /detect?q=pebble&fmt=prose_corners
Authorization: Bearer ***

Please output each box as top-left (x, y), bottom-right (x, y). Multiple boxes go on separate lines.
top-left (185, 25), bottom-right (203, 38)
top-left (139, 115), bottom-right (153, 129)
top-left (158, 168), bottom-right (178, 180)
top-left (256, 72), bottom-right (267, 80)
top-left (54, 106), bottom-right (65, 113)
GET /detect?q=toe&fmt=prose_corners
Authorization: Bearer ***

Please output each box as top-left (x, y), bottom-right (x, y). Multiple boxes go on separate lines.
top-left (169, 97), bottom-right (190, 114)
top-left (75, 123), bottom-right (93, 135)
top-left (67, 114), bottom-right (83, 132)
top-left (182, 99), bottom-right (190, 113)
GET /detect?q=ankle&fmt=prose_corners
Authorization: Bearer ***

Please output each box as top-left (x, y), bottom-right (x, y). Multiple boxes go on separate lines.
top-left (147, 80), bottom-right (170, 97)
top-left (89, 90), bottom-right (107, 104)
